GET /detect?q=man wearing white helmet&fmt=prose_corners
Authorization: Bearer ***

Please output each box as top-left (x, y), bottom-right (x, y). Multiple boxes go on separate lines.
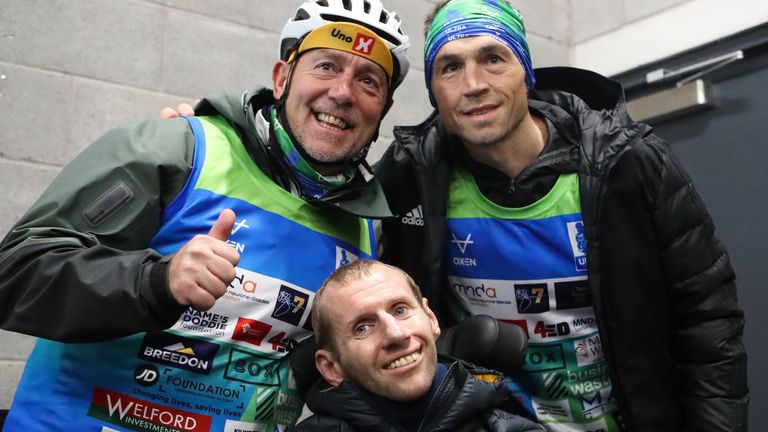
top-left (0, 1), bottom-right (409, 430)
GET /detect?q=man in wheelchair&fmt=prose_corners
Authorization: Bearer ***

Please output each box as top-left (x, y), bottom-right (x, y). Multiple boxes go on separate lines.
top-left (288, 259), bottom-right (543, 431)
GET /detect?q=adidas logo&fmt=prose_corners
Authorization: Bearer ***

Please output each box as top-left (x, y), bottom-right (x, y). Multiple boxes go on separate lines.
top-left (401, 205), bottom-right (424, 226)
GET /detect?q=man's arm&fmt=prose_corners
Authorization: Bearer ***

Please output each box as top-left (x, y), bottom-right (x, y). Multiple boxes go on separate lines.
top-left (649, 136), bottom-right (748, 430)
top-left (0, 117), bottom-right (213, 342)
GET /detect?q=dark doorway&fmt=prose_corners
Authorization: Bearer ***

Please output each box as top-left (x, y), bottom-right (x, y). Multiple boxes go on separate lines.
top-left (614, 23), bottom-right (768, 430)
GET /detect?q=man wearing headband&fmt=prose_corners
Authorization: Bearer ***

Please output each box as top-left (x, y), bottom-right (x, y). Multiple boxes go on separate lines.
top-left (0, 1), bottom-right (410, 430)
top-left (377, 1), bottom-right (748, 431)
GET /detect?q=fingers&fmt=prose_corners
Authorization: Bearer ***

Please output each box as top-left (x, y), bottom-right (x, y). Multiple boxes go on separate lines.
top-left (159, 102), bottom-right (197, 119)
top-left (176, 103), bottom-right (196, 116)
top-left (160, 107), bottom-right (180, 119)
top-left (174, 264), bottom-right (229, 311)
top-left (168, 239), bottom-right (238, 310)
top-left (177, 250), bottom-right (234, 308)
top-left (168, 209), bottom-right (241, 311)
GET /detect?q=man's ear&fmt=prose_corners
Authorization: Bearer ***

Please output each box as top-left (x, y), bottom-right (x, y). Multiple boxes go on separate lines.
top-left (273, 60), bottom-right (290, 100)
top-left (315, 348), bottom-right (345, 387)
top-left (422, 297), bottom-right (441, 339)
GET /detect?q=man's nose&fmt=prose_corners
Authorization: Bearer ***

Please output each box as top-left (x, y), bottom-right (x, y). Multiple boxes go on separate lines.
top-left (381, 314), bottom-right (410, 345)
top-left (462, 63), bottom-right (489, 97)
top-left (327, 72), bottom-right (354, 104)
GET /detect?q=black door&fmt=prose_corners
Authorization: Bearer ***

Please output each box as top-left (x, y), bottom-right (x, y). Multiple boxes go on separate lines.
top-left (614, 23), bottom-right (768, 429)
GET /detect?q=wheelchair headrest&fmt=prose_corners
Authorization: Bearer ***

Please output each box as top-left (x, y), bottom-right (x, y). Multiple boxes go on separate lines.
top-left (289, 314), bottom-right (528, 397)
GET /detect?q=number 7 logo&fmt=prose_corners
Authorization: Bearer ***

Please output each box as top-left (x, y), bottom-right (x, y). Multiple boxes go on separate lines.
top-left (271, 285), bottom-right (309, 326)
top-left (292, 296), bottom-right (305, 313)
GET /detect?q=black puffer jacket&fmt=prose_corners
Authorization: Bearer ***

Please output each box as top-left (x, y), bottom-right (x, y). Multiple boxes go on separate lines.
top-left (290, 360), bottom-right (544, 432)
top-left (375, 67), bottom-right (748, 432)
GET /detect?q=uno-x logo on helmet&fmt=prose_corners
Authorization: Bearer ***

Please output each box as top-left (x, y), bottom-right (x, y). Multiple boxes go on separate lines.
top-left (330, 27), bottom-right (376, 55)
top-left (292, 22), bottom-right (393, 79)
top-left (353, 33), bottom-right (375, 55)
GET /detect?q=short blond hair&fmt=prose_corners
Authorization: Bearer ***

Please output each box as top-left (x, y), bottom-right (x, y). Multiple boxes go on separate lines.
top-left (312, 260), bottom-right (423, 352)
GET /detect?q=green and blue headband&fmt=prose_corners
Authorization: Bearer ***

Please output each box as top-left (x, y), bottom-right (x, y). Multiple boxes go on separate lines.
top-left (424, 0), bottom-right (535, 107)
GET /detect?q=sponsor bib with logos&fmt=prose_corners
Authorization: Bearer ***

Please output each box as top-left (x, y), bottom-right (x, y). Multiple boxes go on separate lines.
top-left (445, 168), bottom-right (619, 432)
top-left (7, 115), bottom-right (375, 432)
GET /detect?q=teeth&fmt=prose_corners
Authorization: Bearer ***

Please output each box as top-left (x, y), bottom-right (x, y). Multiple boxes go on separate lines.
top-left (316, 113), bottom-right (347, 129)
top-left (386, 351), bottom-right (421, 370)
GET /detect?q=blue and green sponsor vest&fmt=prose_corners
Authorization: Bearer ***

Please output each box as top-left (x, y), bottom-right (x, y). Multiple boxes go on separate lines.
top-left (7, 116), bottom-right (375, 432)
top-left (444, 167), bottom-right (619, 432)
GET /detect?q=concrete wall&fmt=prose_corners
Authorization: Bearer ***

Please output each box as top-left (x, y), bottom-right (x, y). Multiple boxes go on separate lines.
top-left (570, 0), bottom-right (768, 76)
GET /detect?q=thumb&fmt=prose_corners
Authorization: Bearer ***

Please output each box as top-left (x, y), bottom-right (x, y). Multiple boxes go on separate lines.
top-left (208, 209), bottom-right (236, 241)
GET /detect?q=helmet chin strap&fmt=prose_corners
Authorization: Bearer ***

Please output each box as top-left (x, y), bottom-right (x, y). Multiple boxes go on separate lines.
top-left (275, 58), bottom-right (389, 172)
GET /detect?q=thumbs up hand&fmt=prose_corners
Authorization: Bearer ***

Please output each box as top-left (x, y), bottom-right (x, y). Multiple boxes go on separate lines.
top-left (168, 209), bottom-right (241, 311)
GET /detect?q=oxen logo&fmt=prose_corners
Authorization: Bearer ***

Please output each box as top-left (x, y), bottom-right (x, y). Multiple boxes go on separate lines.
top-left (450, 232), bottom-right (474, 254)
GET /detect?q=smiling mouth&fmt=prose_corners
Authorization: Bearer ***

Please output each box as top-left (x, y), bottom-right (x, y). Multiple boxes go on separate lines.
top-left (316, 112), bottom-right (349, 130)
top-left (464, 104), bottom-right (498, 116)
top-left (386, 350), bottom-right (421, 370)
top-left (468, 110), bottom-right (491, 116)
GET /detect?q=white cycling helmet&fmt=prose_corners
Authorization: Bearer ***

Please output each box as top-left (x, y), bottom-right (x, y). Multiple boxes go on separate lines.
top-left (280, 0), bottom-right (411, 91)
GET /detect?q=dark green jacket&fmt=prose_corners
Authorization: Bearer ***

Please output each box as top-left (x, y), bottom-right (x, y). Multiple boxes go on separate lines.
top-left (0, 89), bottom-right (391, 342)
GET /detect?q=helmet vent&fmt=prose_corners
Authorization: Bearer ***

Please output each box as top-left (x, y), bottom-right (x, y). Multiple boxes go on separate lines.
top-left (295, 8), bottom-right (310, 21)
top-left (363, 0), bottom-right (371, 13)
top-left (342, 0), bottom-right (352, 12)
top-left (316, 0), bottom-right (329, 6)
top-left (379, 10), bottom-right (387, 24)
